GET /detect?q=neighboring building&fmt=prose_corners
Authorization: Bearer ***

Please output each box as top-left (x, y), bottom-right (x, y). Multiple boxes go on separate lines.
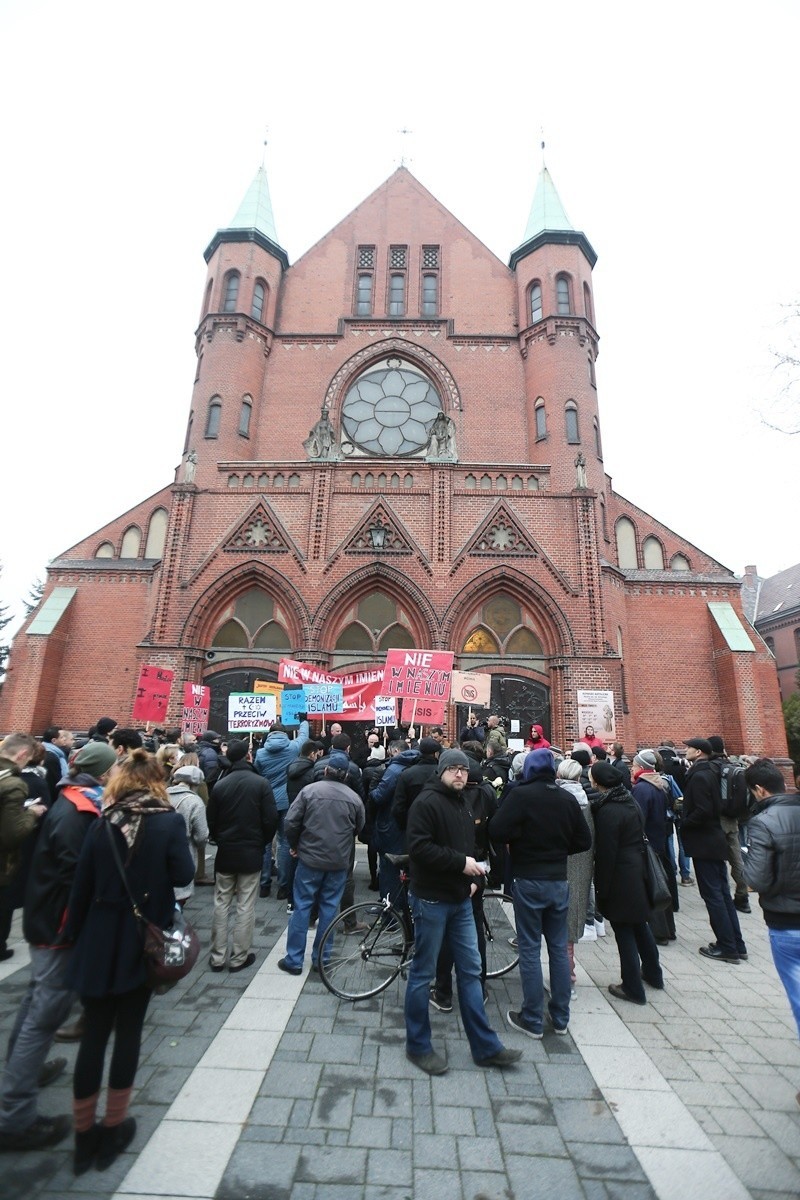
top-left (0, 164), bottom-right (787, 757)
top-left (742, 563), bottom-right (800, 704)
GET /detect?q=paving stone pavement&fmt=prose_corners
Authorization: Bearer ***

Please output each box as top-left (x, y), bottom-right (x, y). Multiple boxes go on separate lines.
top-left (1, 851), bottom-right (798, 1200)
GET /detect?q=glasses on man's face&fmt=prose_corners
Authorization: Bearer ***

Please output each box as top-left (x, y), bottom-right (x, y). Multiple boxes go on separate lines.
top-left (447, 766), bottom-right (468, 776)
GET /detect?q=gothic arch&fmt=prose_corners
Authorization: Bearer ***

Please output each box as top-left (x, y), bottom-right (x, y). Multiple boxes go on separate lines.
top-left (441, 567), bottom-right (575, 659)
top-left (183, 561), bottom-right (311, 649)
top-left (313, 562), bottom-right (439, 649)
top-left (323, 337), bottom-right (462, 418)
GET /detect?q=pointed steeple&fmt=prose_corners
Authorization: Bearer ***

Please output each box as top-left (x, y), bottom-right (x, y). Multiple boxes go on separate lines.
top-left (204, 164), bottom-right (288, 269)
top-left (509, 164), bottom-right (596, 270)
top-left (228, 165), bottom-right (280, 245)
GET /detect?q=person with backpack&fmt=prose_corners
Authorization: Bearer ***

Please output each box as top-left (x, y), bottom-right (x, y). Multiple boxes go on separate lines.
top-left (708, 736), bottom-right (751, 914)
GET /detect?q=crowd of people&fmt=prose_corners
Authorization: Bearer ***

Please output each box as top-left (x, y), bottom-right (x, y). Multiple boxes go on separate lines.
top-left (0, 707), bottom-right (797, 1164)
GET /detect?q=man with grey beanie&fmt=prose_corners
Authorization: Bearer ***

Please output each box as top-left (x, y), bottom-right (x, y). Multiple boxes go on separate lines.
top-left (403, 748), bottom-right (521, 1075)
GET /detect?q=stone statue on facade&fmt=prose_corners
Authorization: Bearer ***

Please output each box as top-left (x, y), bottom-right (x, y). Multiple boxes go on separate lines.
top-left (304, 407), bottom-right (337, 459)
top-left (183, 450), bottom-right (197, 484)
top-left (427, 411), bottom-right (457, 461)
top-left (574, 452), bottom-right (587, 489)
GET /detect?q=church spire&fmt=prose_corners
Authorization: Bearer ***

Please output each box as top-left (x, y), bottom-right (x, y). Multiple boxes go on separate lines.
top-left (521, 165), bottom-right (573, 243)
top-left (228, 164), bottom-right (280, 246)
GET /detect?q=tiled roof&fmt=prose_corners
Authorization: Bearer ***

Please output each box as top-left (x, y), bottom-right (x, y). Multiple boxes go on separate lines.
top-left (754, 561), bottom-right (800, 622)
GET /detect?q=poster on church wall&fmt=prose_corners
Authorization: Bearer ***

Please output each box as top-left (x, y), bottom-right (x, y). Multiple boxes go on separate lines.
top-left (576, 690), bottom-right (615, 741)
top-left (278, 658), bottom-right (385, 721)
top-left (450, 670), bottom-right (492, 707)
top-left (228, 692), bottom-right (277, 733)
top-left (381, 650), bottom-right (454, 700)
top-left (181, 682), bottom-right (210, 739)
top-left (132, 665), bottom-right (174, 724)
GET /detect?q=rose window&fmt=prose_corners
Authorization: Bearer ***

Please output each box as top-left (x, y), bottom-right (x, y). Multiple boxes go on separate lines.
top-left (341, 360), bottom-right (441, 456)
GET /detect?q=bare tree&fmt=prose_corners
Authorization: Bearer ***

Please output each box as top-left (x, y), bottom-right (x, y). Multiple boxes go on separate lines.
top-left (763, 302), bottom-right (800, 435)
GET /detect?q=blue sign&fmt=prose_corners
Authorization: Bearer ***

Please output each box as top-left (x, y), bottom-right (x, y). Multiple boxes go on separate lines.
top-left (281, 688), bottom-right (307, 727)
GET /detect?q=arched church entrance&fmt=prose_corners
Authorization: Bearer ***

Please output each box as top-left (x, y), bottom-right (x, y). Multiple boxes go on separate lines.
top-left (203, 666), bottom-right (279, 740)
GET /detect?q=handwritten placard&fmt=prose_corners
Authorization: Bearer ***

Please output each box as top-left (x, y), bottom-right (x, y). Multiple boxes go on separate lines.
top-left (381, 650), bottom-right (454, 700)
top-left (181, 682), bottom-right (210, 739)
top-left (227, 692), bottom-right (277, 733)
top-left (132, 665), bottom-right (174, 724)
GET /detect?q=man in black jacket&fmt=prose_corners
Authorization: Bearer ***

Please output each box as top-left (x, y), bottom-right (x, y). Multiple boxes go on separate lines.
top-left (489, 748), bottom-right (591, 1038)
top-left (683, 738), bottom-right (746, 964)
top-left (743, 759), bottom-right (800, 1037)
top-left (403, 749), bottom-right (521, 1076)
top-left (0, 740), bottom-right (117, 1153)
top-left (208, 741), bottom-right (277, 973)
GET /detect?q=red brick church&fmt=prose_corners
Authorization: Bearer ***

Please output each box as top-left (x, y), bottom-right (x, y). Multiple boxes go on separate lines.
top-left (0, 163), bottom-right (786, 755)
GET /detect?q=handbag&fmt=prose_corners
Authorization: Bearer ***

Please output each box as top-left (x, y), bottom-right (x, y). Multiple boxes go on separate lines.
top-left (642, 838), bottom-right (672, 910)
top-left (105, 820), bottom-right (200, 993)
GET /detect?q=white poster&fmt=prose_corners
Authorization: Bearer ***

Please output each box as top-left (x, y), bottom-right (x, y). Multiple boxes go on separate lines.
top-left (576, 690), bottom-right (615, 740)
top-left (228, 692), bottom-right (277, 733)
top-left (450, 670), bottom-right (492, 707)
top-left (373, 695), bottom-right (397, 728)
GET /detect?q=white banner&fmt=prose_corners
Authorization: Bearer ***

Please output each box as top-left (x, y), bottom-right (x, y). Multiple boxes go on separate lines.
top-left (373, 695), bottom-right (397, 728)
top-left (228, 692), bottom-right (277, 733)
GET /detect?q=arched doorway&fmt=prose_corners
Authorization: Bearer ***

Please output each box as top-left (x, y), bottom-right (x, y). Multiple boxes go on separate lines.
top-left (204, 667), bottom-right (279, 739)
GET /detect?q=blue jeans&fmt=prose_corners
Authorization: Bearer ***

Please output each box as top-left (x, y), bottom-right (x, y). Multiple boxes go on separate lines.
top-left (283, 861), bottom-right (348, 970)
top-left (513, 877), bottom-right (571, 1032)
top-left (261, 810), bottom-right (291, 891)
top-left (405, 893), bottom-right (504, 1063)
top-left (769, 927), bottom-right (800, 1039)
top-left (693, 858), bottom-right (745, 957)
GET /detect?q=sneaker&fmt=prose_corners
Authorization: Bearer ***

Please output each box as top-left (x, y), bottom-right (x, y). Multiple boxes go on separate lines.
top-left (0, 1114), bottom-right (71, 1152)
top-left (508, 936), bottom-right (518, 949)
top-left (507, 1009), bottom-right (542, 1039)
top-left (680, 877), bottom-right (695, 887)
top-left (579, 923), bottom-right (597, 943)
top-left (38, 1057), bottom-right (67, 1088)
top-left (594, 919), bottom-right (606, 937)
top-left (277, 957), bottom-right (302, 976)
top-left (429, 990), bottom-right (454, 1013)
top-left (552, 1024), bottom-right (569, 1036)
top-left (286, 901), bottom-right (294, 914)
top-left (476, 1047), bottom-right (523, 1068)
top-left (570, 987), bottom-right (578, 1001)
top-left (229, 952), bottom-right (256, 973)
top-left (406, 1049), bottom-right (448, 1075)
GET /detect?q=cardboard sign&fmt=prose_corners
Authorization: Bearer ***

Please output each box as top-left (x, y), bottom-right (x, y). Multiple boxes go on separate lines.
top-left (278, 658), bottom-right (385, 720)
top-left (253, 680), bottom-right (284, 716)
top-left (373, 695), bottom-right (397, 728)
top-left (132, 664), bottom-right (174, 724)
top-left (181, 682), bottom-right (210, 739)
top-left (450, 670), bottom-right (491, 707)
top-left (382, 650), bottom-right (454, 700)
top-left (401, 698), bottom-right (446, 725)
top-left (280, 688), bottom-right (307, 727)
top-left (228, 692), bottom-right (277, 733)
top-left (304, 684), bottom-right (345, 715)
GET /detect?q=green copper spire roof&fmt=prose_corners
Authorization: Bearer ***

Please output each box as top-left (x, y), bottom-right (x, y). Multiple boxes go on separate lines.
top-left (522, 166), bottom-right (573, 242)
top-left (228, 165), bottom-right (279, 244)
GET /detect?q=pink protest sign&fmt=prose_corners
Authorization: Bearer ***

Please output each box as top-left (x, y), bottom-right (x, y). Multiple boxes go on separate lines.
top-left (132, 665), bottom-right (174, 724)
top-left (381, 650), bottom-right (454, 700)
top-left (182, 682), bottom-right (210, 739)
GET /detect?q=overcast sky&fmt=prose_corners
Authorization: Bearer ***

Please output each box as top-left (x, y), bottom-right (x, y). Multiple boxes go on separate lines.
top-left (1, 0), bottom-right (796, 631)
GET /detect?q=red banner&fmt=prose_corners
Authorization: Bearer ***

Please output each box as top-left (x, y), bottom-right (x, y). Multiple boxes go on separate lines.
top-left (382, 650), bottom-right (454, 701)
top-left (278, 658), bottom-right (384, 721)
top-left (401, 698), bottom-right (446, 726)
top-left (132, 665), bottom-right (174, 724)
top-left (182, 682), bottom-right (210, 739)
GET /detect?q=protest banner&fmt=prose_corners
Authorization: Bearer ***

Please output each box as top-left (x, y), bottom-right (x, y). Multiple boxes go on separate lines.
top-left (253, 679), bottom-right (284, 716)
top-left (304, 684), bottom-right (345, 715)
top-left (280, 688), bottom-right (307, 727)
top-left (278, 658), bottom-right (384, 720)
top-left (228, 692), bottom-right (277, 733)
top-left (450, 670), bottom-right (491, 707)
top-left (373, 695), bottom-right (396, 728)
top-left (181, 682), bottom-right (210, 739)
top-left (381, 650), bottom-right (454, 700)
top-left (401, 698), bottom-right (446, 725)
top-left (132, 665), bottom-right (174, 724)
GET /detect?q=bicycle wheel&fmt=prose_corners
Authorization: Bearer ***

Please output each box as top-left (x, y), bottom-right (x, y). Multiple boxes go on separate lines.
top-left (482, 890), bottom-right (519, 978)
top-left (318, 901), bottom-right (412, 1001)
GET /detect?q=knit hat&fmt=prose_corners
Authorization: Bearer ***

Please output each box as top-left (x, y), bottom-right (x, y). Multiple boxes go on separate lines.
top-left (685, 737), bottom-right (712, 756)
top-left (367, 745), bottom-right (386, 762)
top-left (707, 736), bottom-right (725, 755)
top-left (633, 749), bottom-right (658, 771)
top-left (227, 740), bottom-right (249, 763)
top-left (419, 737), bottom-right (441, 757)
top-left (74, 741), bottom-right (117, 778)
top-left (570, 748), bottom-right (591, 768)
top-left (591, 762), bottom-right (624, 788)
top-left (200, 730), bottom-right (222, 744)
top-left (328, 750), bottom-right (350, 773)
top-left (172, 764), bottom-right (204, 786)
top-left (523, 748), bottom-right (555, 779)
top-left (437, 748), bottom-right (470, 776)
top-left (95, 717), bottom-right (117, 737)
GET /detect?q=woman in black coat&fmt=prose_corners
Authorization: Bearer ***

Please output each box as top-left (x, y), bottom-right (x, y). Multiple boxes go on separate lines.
top-left (66, 750), bottom-right (194, 1174)
top-left (591, 762), bottom-right (663, 1005)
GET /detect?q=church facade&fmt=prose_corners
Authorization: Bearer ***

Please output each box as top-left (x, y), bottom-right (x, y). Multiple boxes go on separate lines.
top-left (0, 165), bottom-right (786, 755)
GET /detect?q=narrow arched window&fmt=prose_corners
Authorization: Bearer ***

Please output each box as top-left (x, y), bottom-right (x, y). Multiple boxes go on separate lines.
top-left (389, 274), bottom-right (405, 316)
top-left (535, 399), bottom-right (546, 440)
top-left (356, 274), bottom-right (373, 316)
top-left (556, 275), bottom-right (571, 315)
top-left (565, 401), bottom-right (580, 444)
top-left (616, 517), bottom-right (638, 569)
top-left (583, 281), bottom-right (594, 323)
top-left (120, 526), bottom-right (141, 558)
top-left (671, 554), bottom-right (690, 571)
top-left (643, 536), bottom-right (665, 569)
top-left (600, 496), bottom-right (609, 540)
top-left (530, 281), bottom-right (543, 323)
top-left (183, 411), bottom-right (193, 454)
top-left (205, 397), bottom-right (222, 438)
top-left (594, 417), bottom-right (603, 458)
top-left (223, 272), bottom-right (240, 313)
top-left (251, 280), bottom-right (266, 322)
top-left (238, 397), bottom-right (252, 437)
top-left (421, 274), bottom-right (438, 316)
top-left (144, 508), bottom-right (168, 558)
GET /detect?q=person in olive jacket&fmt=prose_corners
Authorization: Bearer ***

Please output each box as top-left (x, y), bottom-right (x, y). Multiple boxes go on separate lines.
top-left (207, 740), bottom-right (277, 973)
top-left (591, 761), bottom-right (663, 1005)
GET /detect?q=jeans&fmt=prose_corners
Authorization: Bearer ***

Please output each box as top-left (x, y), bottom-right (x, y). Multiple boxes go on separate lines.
top-left (210, 870), bottom-right (260, 968)
top-left (610, 921), bottom-right (662, 1002)
top-left (0, 946), bottom-right (75, 1133)
top-left (404, 893), bottom-right (504, 1063)
top-left (768, 927), bottom-right (800, 1038)
top-left (693, 858), bottom-right (745, 957)
top-left (436, 889), bottom-right (487, 999)
top-left (513, 877), bottom-right (571, 1032)
top-left (283, 862), bottom-right (348, 970)
top-left (261, 810), bottom-right (291, 891)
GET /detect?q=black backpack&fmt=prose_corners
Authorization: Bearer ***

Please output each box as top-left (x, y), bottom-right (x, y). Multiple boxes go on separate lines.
top-left (712, 760), bottom-right (750, 821)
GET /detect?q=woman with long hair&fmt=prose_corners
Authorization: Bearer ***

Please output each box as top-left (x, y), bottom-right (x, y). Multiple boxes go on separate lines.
top-left (65, 749), bottom-right (194, 1174)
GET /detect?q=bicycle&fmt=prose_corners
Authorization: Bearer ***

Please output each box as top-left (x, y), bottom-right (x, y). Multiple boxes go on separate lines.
top-left (318, 856), bottom-right (520, 1001)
